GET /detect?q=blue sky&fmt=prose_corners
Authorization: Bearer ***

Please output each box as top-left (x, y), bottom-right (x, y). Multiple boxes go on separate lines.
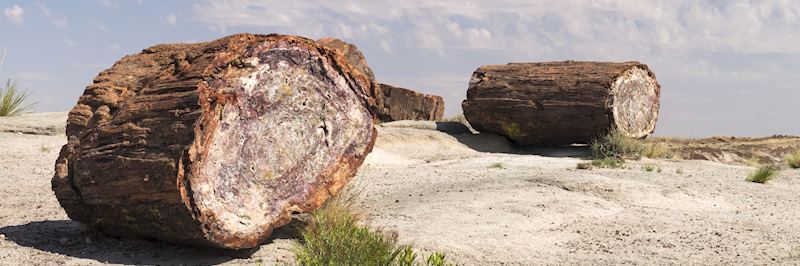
top-left (1, 0), bottom-right (798, 137)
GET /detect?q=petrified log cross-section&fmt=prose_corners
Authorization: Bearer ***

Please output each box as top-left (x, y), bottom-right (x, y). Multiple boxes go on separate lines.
top-left (462, 61), bottom-right (660, 146)
top-left (52, 34), bottom-right (376, 249)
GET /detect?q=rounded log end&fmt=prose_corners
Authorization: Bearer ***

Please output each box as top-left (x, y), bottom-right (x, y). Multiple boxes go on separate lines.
top-left (610, 66), bottom-right (660, 138)
top-left (188, 40), bottom-right (376, 249)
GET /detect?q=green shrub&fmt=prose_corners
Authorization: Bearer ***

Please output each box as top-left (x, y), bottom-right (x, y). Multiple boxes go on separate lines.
top-left (786, 150), bottom-right (800, 169)
top-left (577, 158), bottom-right (625, 170)
top-left (590, 129), bottom-right (644, 160)
top-left (0, 79), bottom-right (34, 117)
top-left (488, 162), bottom-right (504, 169)
top-left (295, 196), bottom-right (452, 266)
top-left (747, 165), bottom-right (779, 184)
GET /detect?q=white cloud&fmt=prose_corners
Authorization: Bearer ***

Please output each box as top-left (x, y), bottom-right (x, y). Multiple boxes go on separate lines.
top-left (36, 3), bottom-right (68, 28)
top-left (107, 44), bottom-right (121, 52)
top-left (98, 0), bottom-right (117, 9)
top-left (63, 39), bottom-right (75, 47)
top-left (3, 4), bottom-right (24, 25)
top-left (166, 13), bottom-right (177, 26)
top-left (191, 0), bottom-right (800, 55)
top-left (92, 22), bottom-right (107, 31)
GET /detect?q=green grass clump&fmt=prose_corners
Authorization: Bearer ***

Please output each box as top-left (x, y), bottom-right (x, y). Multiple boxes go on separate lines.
top-left (0, 79), bottom-right (34, 117)
top-left (577, 158), bottom-right (625, 170)
top-left (488, 162), bottom-right (504, 169)
top-left (295, 196), bottom-right (452, 266)
top-left (590, 129), bottom-right (644, 160)
top-left (746, 165), bottom-right (779, 184)
top-left (786, 150), bottom-right (800, 169)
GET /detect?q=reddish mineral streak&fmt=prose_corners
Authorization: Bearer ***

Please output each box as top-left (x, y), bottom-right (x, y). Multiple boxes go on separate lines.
top-left (52, 34), bottom-right (376, 249)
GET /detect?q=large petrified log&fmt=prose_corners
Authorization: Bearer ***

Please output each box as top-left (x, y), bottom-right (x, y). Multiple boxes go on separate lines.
top-left (379, 83), bottom-right (444, 121)
top-left (51, 34), bottom-right (376, 249)
top-left (317, 38), bottom-right (445, 122)
top-left (462, 61), bottom-right (660, 146)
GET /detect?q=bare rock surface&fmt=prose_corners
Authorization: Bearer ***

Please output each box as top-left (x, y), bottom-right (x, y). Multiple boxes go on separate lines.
top-left (3, 118), bottom-right (800, 265)
top-left (51, 34), bottom-right (376, 249)
top-left (463, 61), bottom-right (661, 146)
top-left (0, 112), bottom-right (67, 135)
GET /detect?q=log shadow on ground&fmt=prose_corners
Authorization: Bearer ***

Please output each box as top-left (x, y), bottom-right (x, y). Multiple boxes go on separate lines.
top-left (0, 219), bottom-right (300, 264)
top-left (435, 122), bottom-right (590, 158)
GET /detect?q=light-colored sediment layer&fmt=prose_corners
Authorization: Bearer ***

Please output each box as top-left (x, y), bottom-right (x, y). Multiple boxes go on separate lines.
top-left (1, 117), bottom-right (800, 265)
top-left (0, 112), bottom-right (67, 135)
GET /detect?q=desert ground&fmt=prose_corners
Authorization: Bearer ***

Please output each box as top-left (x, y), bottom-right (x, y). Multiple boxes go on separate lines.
top-left (2, 113), bottom-right (800, 265)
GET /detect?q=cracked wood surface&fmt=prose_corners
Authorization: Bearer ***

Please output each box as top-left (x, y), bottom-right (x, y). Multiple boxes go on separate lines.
top-left (51, 34), bottom-right (376, 249)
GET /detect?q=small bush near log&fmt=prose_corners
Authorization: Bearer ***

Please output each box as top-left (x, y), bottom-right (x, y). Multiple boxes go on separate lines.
top-left (591, 129), bottom-right (644, 160)
top-left (786, 150), bottom-right (800, 169)
top-left (295, 196), bottom-right (452, 266)
top-left (747, 165), bottom-right (779, 184)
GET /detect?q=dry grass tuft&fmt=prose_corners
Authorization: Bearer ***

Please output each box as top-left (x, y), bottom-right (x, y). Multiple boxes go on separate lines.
top-left (786, 150), bottom-right (800, 169)
top-left (590, 129), bottom-right (644, 160)
top-left (746, 165), bottom-right (779, 184)
top-left (643, 143), bottom-right (672, 159)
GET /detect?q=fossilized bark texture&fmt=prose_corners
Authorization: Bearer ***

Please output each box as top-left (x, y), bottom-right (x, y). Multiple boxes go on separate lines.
top-left (462, 61), bottom-right (660, 146)
top-left (51, 34), bottom-right (377, 249)
top-left (317, 38), bottom-right (445, 122)
top-left (378, 83), bottom-right (444, 121)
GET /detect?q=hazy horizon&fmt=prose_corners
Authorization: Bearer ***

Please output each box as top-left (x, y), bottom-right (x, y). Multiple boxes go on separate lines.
top-left (1, 0), bottom-right (798, 137)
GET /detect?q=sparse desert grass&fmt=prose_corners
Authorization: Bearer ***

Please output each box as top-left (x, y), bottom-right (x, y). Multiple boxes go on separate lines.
top-left (295, 194), bottom-right (452, 266)
top-left (39, 145), bottom-right (51, 153)
top-left (0, 79), bottom-right (34, 117)
top-left (577, 158), bottom-right (625, 170)
top-left (640, 164), bottom-right (663, 172)
top-left (786, 150), bottom-right (800, 169)
top-left (746, 165), bottom-right (779, 184)
top-left (488, 162), bottom-right (504, 169)
top-left (590, 129), bottom-right (644, 160)
top-left (676, 168), bottom-right (684, 175)
top-left (643, 143), bottom-right (672, 159)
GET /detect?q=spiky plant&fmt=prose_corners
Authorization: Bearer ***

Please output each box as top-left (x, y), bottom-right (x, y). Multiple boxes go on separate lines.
top-left (747, 165), bottom-right (779, 184)
top-left (0, 79), bottom-right (34, 116)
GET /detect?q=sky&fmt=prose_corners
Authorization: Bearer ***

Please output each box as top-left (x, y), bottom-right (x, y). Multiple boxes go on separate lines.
top-left (0, 0), bottom-right (798, 137)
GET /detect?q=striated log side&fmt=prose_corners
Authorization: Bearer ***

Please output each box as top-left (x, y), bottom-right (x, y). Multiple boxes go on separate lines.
top-left (52, 33), bottom-right (376, 249)
top-left (462, 61), bottom-right (660, 146)
top-left (379, 83), bottom-right (444, 121)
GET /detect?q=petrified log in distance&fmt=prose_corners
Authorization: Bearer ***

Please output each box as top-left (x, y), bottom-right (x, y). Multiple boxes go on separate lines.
top-left (51, 34), bottom-right (377, 249)
top-left (317, 37), bottom-right (445, 122)
top-left (462, 61), bottom-right (660, 146)
top-left (379, 83), bottom-right (444, 121)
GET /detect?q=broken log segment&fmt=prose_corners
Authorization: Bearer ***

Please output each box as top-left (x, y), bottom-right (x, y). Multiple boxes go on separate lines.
top-left (462, 61), bottom-right (660, 146)
top-left (379, 83), bottom-right (445, 121)
top-left (317, 38), bottom-right (446, 122)
top-left (51, 33), bottom-right (377, 249)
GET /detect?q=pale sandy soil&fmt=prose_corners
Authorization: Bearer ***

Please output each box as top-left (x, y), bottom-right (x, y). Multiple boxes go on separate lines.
top-left (2, 113), bottom-right (800, 265)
